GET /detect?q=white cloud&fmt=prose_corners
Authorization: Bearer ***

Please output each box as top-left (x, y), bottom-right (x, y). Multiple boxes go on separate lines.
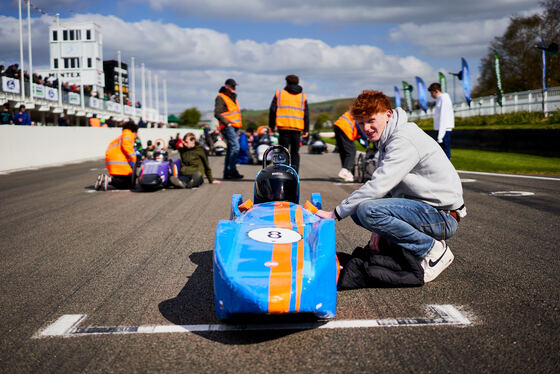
top-left (146, 0), bottom-right (538, 24)
top-left (0, 13), bottom-right (441, 113)
top-left (389, 17), bottom-right (512, 59)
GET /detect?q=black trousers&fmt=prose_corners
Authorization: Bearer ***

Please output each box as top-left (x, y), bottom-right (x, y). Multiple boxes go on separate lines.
top-left (110, 174), bottom-right (134, 189)
top-left (334, 126), bottom-right (356, 171)
top-left (278, 130), bottom-right (301, 173)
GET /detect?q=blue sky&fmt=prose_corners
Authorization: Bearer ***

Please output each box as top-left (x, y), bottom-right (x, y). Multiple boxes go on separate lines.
top-left (0, 0), bottom-right (541, 113)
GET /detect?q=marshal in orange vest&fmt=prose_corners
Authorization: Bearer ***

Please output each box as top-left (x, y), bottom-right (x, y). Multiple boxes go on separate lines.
top-left (333, 111), bottom-right (358, 141)
top-left (217, 93), bottom-right (242, 130)
top-left (275, 89), bottom-right (307, 131)
top-left (105, 128), bottom-right (137, 176)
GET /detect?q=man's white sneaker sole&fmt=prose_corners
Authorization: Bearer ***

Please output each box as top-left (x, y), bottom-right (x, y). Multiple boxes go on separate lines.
top-left (423, 241), bottom-right (454, 283)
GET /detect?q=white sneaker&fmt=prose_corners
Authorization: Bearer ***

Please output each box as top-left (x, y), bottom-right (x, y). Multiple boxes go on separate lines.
top-left (338, 168), bottom-right (354, 182)
top-left (101, 174), bottom-right (109, 191)
top-left (94, 174), bottom-right (103, 190)
top-left (422, 240), bottom-right (454, 282)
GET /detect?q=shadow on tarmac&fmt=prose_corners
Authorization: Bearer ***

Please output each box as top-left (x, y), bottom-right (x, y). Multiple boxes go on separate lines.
top-left (158, 251), bottom-right (320, 344)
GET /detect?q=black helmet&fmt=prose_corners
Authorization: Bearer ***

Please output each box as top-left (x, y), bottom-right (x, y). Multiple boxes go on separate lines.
top-left (254, 146), bottom-right (299, 204)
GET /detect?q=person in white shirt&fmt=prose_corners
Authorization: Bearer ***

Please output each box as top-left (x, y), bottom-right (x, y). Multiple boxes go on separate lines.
top-left (428, 83), bottom-right (454, 159)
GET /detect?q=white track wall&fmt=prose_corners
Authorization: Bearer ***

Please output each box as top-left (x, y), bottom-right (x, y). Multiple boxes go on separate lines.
top-left (0, 127), bottom-right (201, 172)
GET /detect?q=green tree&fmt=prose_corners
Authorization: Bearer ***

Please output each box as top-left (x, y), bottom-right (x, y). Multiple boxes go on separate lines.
top-left (314, 113), bottom-right (330, 130)
top-left (474, 0), bottom-right (560, 97)
top-left (179, 107), bottom-right (201, 126)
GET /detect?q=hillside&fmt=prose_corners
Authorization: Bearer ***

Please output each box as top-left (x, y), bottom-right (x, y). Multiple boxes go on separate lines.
top-left (242, 97), bottom-right (355, 130)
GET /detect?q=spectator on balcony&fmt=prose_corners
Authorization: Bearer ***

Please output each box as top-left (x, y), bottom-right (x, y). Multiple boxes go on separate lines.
top-left (0, 65), bottom-right (5, 76)
top-left (13, 105), bottom-right (31, 125)
top-left (5, 64), bottom-right (18, 78)
top-left (137, 117), bottom-right (146, 128)
top-left (1, 103), bottom-right (12, 125)
top-left (58, 113), bottom-right (69, 126)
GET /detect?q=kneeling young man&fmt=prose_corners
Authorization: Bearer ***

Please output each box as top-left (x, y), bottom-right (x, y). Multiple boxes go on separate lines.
top-left (315, 90), bottom-right (466, 286)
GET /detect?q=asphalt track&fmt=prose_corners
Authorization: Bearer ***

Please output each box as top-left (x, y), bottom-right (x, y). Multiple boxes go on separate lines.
top-left (1, 151), bottom-right (559, 373)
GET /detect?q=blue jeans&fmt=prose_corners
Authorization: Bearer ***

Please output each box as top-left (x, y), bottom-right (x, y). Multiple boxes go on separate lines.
top-left (221, 126), bottom-right (240, 176)
top-left (351, 198), bottom-right (458, 257)
top-left (440, 131), bottom-right (451, 159)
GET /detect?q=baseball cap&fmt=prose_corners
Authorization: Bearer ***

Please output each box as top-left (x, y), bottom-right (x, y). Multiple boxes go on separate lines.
top-left (225, 78), bottom-right (237, 87)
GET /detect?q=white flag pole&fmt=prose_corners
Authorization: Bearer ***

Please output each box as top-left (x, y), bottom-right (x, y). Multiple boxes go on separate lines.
top-left (18, 0), bottom-right (25, 102)
top-left (118, 50), bottom-right (123, 115)
top-left (27, 0), bottom-right (33, 104)
top-left (131, 57), bottom-right (136, 117)
top-left (56, 14), bottom-right (62, 108)
top-left (141, 63), bottom-right (146, 121)
top-left (155, 74), bottom-right (160, 123)
top-left (163, 79), bottom-right (168, 125)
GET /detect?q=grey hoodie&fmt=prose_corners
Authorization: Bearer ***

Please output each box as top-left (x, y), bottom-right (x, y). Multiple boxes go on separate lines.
top-left (335, 107), bottom-right (464, 219)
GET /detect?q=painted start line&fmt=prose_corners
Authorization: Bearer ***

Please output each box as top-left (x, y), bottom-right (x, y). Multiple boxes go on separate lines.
top-left (37, 304), bottom-right (471, 338)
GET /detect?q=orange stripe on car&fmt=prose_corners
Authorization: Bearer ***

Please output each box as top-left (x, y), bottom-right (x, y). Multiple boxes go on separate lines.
top-left (294, 205), bottom-right (304, 312)
top-left (268, 202), bottom-right (293, 314)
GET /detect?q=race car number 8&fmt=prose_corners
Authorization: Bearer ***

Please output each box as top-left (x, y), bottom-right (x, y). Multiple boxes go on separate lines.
top-left (247, 227), bottom-right (302, 244)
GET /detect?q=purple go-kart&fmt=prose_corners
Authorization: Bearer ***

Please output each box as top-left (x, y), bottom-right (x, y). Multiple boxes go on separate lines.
top-left (137, 151), bottom-right (181, 190)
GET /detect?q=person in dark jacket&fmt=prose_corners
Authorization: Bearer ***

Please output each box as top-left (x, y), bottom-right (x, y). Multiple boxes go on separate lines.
top-left (215, 78), bottom-right (243, 180)
top-left (1, 103), bottom-right (12, 125)
top-left (269, 74), bottom-right (309, 173)
top-left (170, 132), bottom-right (221, 188)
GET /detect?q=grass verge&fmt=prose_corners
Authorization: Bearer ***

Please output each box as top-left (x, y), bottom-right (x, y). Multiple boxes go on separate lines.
top-left (322, 137), bottom-right (560, 175)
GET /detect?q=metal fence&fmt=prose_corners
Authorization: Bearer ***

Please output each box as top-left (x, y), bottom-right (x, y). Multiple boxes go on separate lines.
top-left (409, 86), bottom-right (560, 120)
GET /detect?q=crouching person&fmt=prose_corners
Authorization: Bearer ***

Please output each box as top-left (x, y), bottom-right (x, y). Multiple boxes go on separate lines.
top-left (315, 90), bottom-right (466, 289)
top-left (170, 133), bottom-right (221, 188)
top-left (95, 121), bottom-right (138, 191)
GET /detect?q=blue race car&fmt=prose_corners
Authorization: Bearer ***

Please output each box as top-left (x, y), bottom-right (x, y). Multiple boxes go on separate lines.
top-left (213, 146), bottom-right (338, 320)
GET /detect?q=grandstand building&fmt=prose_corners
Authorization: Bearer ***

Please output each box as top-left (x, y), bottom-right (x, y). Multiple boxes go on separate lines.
top-left (39, 21), bottom-right (105, 94)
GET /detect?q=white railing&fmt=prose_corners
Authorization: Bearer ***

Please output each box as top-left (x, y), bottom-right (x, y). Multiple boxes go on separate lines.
top-left (409, 86), bottom-right (560, 120)
top-left (0, 76), bottom-right (167, 125)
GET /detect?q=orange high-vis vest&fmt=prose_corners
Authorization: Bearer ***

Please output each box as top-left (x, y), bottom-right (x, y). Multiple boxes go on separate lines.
top-left (89, 117), bottom-right (101, 127)
top-left (333, 111), bottom-right (358, 140)
top-left (217, 93), bottom-right (242, 130)
top-left (275, 90), bottom-right (306, 131)
top-left (105, 129), bottom-right (137, 176)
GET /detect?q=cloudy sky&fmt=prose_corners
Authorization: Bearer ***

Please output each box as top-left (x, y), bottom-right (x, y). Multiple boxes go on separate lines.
top-left (0, 0), bottom-right (540, 114)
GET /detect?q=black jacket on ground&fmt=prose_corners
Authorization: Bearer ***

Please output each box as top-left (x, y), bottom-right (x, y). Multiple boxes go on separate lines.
top-left (337, 242), bottom-right (424, 290)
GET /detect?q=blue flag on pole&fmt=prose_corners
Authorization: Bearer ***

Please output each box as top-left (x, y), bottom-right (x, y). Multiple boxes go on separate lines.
top-left (461, 57), bottom-right (471, 105)
top-left (415, 76), bottom-right (428, 113)
top-left (394, 86), bottom-right (401, 108)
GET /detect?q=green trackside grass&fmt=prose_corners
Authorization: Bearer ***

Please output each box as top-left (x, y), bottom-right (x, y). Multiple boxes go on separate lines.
top-left (449, 149), bottom-right (560, 175)
top-left (322, 137), bottom-right (560, 175)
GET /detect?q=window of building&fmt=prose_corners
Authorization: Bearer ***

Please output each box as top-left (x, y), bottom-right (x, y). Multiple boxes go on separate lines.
top-left (69, 30), bottom-right (74, 40)
top-left (54, 58), bottom-right (58, 69)
top-left (76, 30), bottom-right (81, 40)
top-left (64, 58), bottom-right (69, 69)
top-left (86, 29), bottom-right (91, 40)
top-left (53, 30), bottom-right (57, 41)
top-left (87, 58), bottom-right (92, 68)
top-left (70, 58), bottom-right (75, 69)
top-left (63, 30), bottom-right (68, 40)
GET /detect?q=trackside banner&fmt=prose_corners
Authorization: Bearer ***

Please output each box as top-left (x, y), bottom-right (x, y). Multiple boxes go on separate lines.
top-left (494, 51), bottom-right (503, 106)
top-left (402, 81), bottom-right (413, 112)
top-left (461, 57), bottom-right (471, 106)
top-left (415, 76), bottom-right (428, 113)
top-left (439, 72), bottom-right (447, 93)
